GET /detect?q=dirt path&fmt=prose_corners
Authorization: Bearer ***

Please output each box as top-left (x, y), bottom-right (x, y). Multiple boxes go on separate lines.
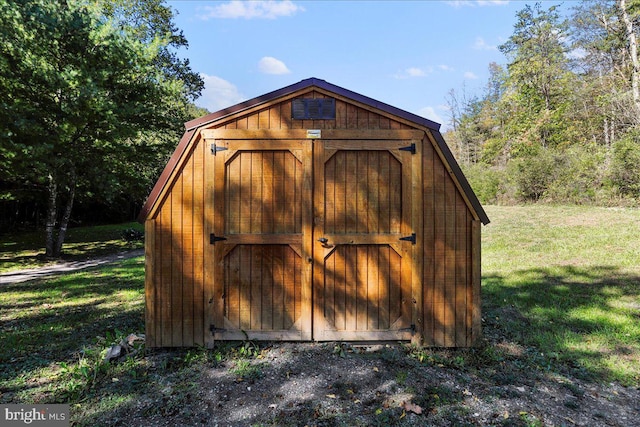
top-left (0, 248), bottom-right (144, 284)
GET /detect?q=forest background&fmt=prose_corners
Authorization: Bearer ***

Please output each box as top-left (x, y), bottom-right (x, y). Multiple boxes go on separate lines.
top-left (1, 0), bottom-right (640, 255)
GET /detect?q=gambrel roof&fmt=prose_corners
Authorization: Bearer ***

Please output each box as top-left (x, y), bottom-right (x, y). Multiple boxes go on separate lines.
top-left (138, 77), bottom-right (489, 225)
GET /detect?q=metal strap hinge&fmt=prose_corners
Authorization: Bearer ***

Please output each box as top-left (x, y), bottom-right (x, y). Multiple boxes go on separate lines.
top-left (211, 143), bottom-right (228, 155)
top-left (399, 233), bottom-right (416, 245)
top-left (399, 143), bottom-right (416, 154)
top-left (210, 233), bottom-right (227, 244)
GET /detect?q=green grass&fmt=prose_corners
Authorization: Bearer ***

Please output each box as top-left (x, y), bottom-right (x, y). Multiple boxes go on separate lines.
top-left (0, 206), bottom-right (638, 425)
top-left (481, 205), bottom-right (640, 385)
top-left (0, 222), bottom-right (144, 273)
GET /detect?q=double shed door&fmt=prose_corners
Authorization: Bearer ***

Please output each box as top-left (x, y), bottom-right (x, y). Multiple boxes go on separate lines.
top-left (206, 129), bottom-right (421, 341)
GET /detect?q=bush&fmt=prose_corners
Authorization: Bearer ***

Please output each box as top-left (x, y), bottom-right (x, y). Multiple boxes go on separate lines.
top-left (610, 132), bottom-right (640, 198)
top-left (508, 149), bottom-right (563, 202)
top-left (546, 144), bottom-right (607, 204)
top-left (121, 228), bottom-right (144, 243)
top-left (461, 163), bottom-right (504, 204)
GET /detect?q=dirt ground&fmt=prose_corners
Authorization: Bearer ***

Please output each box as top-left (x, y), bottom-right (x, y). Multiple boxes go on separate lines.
top-left (118, 341), bottom-right (639, 427)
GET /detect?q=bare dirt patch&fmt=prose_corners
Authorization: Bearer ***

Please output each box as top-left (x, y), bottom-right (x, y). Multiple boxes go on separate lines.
top-left (121, 342), bottom-right (639, 427)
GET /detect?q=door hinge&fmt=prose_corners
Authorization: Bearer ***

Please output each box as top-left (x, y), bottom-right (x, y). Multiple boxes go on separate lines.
top-left (398, 324), bottom-right (416, 333)
top-left (209, 324), bottom-right (226, 334)
top-left (210, 233), bottom-right (227, 244)
top-left (211, 143), bottom-right (228, 155)
top-left (399, 143), bottom-right (416, 154)
top-left (399, 233), bottom-right (416, 245)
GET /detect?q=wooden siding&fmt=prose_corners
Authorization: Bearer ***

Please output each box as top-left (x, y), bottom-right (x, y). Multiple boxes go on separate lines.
top-left (145, 88), bottom-right (482, 348)
top-left (422, 131), bottom-right (478, 347)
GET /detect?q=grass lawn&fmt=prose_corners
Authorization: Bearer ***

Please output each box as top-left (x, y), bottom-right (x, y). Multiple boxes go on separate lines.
top-left (482, 205), bottom-right (640, 385)
top-left (0, 205), bottom-right (638, 425)
top-left (0, 222), bottom-right (144, 273)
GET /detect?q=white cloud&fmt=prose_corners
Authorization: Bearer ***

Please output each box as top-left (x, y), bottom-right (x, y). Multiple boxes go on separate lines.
top-left (258, 56), bottom-right (291, 74)
top-left (473, 36), bottom-right (497, 51)
top-left (439, 64), bottom-right (455, 72)
top-left (406, 67), bottom-right (426, 77)
top-left (196, 74), bottom-right (245, 112)
top-left (464, 71), bottom-right (479, 80)
top-left (394, 67), bottom-right (431, 79)
top-left (200, 0), bottom-right (304, 20)
top-left (417, 106), bottom-right (446, 126)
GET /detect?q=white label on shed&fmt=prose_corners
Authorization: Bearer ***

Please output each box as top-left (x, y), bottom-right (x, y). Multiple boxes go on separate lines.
top-left (306, 129), bottom-right (321, 139)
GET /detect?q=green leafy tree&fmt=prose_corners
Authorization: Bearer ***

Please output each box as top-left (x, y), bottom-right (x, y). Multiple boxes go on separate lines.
top-left (499, 3), bottom-right (576, 153)
top-left (0, 0), bottom-right (203, 257)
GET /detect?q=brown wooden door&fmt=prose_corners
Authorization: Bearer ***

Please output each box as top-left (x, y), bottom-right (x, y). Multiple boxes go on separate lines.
top-left (206, 129), bottom-right (418, 342)
top-left (312, 138), bottom-right (415, 341)
top-left (211, 135), bottom-right (313, 341)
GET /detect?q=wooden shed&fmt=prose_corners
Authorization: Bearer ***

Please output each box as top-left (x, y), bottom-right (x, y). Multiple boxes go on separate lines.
top-left (138, 78), bottom-right (489, 348)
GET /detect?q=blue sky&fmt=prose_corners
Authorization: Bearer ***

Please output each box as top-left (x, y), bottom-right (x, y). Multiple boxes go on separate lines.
top-left (167, 0), bottom-right (565, 129)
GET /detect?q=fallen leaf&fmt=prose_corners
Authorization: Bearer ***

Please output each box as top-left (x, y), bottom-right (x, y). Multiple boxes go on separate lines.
top-left (326, 394), bottom-right (337, 399)
top-left (402, 401), bottom-right (423, 415)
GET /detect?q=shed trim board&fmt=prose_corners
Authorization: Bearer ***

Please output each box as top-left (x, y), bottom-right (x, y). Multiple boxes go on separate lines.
top-left (140, 78), bottom-right (488, 348)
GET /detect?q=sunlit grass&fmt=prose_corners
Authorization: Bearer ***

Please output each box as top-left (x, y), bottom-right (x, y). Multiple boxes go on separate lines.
top-left (0, 222), bottom-right (144, 273)
top-left (482, 205), bottom-right (640, 385)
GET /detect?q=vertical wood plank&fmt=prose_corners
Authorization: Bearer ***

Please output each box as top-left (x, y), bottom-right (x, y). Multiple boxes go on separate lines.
top-left (433, 155), bottom-right (446, 347)
top-left (239, 245), bottom-right (252, 330)
top-left (262, 246), bottom-right (274, 330)
top-left (210, 136), bottom-right (225, 347)
top-left (250, 152), bottom-right (263, 234)
top-left (444, 174), bottom-right (456, 347)
top-left (250, 245), bottom-right (263, 330)
top-left (423, 136), bottom-right (436, 346)
top-left (345, 152), bottom-right (357, 232)
top-left (367, 152), bottom-right (379, 233)
top-left (345, 246), bottom-right (357, 331)
top-left (240, 152), bottom-right (252, 234)
top-left (356, 151), bottom-right (368, 233)
top-left (378, 153), bottom-right (390, 233)
top-left (367, 246), bottom-right (379, 330)
top-left (226, 247), bottom-right (240, 327)
top-left (312, 139), bottom-right (326, 339)
top-left (391, 155), bottom-right (403, 234)
top-left (334, 152), bottom-right (346, 234)
top-left (335, 247), bottom-right (346, 331)
top-left (182, 156), bottom-right (194, 346)
top-left (273, 151), bottom-right (285, 234)
top-left (262, 152), bottom-right (274, 233)
top-left (269, 104), bottom-right (280, 129)
top-left (411, 139), bottom-right (424, 345)
top-left (271, 246), bottom-right (283, 330)
top-left (283, 245), bottom-right (296, 330)
top-left (192, 139), bottom-right (204, 346)
top-left (455, 193), bottom-right (468, 347)
top-left (378, 245), bottom-right (390, 330)
top-left (171, 175), bottom-right (183, 346)
top-left (471, 220), bottom-right (482, 345)
top-left (144, 219), bottom-right (156, 347)
top-left (301, 139), bottom-right (313, 339)
top-left (356, 246), bottom-right (368, 330)
top-left (336, 100), bottom-right (347, 128)
top-left (227, 150), bottom-right (240, 234)
top-left (160, 199), bottom-right (172, 347)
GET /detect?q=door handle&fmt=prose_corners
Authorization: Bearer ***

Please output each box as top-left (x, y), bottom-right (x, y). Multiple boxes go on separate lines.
top-left (317, 237), bottom-right (328, 244)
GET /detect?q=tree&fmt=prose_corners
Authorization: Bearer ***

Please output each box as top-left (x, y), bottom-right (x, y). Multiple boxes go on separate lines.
top-left (499, 3), bottom-right (575, 152)
top-left (0, 0), bottom-right (203, 257)
top-left (620, 0), bottom-right (640, 112)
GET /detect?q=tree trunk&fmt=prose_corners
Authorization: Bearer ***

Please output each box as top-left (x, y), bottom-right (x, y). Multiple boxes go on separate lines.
top-left (54, 176), bottom-right (76, 257)
top-left (45, 174), bottom-right (58, 259)
top-left (620, 0), bottom-right (640, 113)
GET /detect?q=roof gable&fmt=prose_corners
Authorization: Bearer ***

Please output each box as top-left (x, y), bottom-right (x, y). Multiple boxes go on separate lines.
top-left (139, 78), bottom-right (489, 225)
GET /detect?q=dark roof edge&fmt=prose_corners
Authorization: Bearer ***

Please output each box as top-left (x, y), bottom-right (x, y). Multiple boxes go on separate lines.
top-left (185, 77), bottom-right (441, 132)
top-left (432, 131), bottom-right (490, 225)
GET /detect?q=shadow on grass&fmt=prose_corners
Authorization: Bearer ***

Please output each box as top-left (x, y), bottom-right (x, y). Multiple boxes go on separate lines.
top-left (0, 258), bottom-right (145, 402)
top-left (482, 265), bottom-right (640, 384)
